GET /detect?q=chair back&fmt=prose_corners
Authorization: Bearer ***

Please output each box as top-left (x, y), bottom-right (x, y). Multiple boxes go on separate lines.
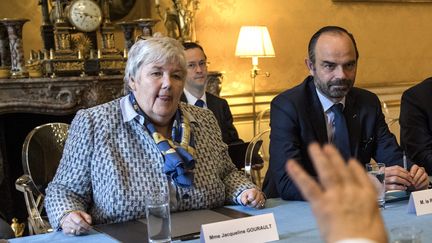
top-left (381, 101), bottom-right (400, 142)
top-left (15, 123), bottom-right (69, 235)
top-left (256, 107), bottom-right (270, 134)
top-left (228, 142), bottom-right (250, 170)
top-left (22, 123), bottom-right (69, 195)
top-left (245, 129), bottom-right (270, 189)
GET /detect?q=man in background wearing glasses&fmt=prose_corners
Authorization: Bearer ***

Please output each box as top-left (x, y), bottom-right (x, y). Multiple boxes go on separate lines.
top-left (181, 42), bottom-right (242, 145)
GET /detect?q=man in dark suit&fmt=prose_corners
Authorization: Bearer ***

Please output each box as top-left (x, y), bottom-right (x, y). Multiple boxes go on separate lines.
top-left (181, 42), bottom-right (242, 145)
top-left (400, 77), bottom-right (432, 174)
top-left (262, 26), bottom-right (429, 200)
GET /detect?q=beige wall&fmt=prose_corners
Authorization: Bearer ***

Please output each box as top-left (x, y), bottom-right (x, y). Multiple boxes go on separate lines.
top-left (2, 0), bottom-right (431, 93)
top-left (1, 0), bottom-right (430, 140)
top-left (186, 0), bottom-right (432, 139)
top-left (188, 0), bottom-right (432, 96)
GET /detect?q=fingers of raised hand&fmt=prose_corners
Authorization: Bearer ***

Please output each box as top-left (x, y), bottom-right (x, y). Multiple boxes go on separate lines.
top-left (287, 159), bottom-right (322, 202)
top-left (348, 159), bottom-right (373, 189)
top-left (308, 144), bottom-right (346, 188)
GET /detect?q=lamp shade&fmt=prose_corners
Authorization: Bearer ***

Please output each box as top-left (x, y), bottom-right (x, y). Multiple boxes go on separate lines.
top-left (235, 26), bottom-right (275, 58)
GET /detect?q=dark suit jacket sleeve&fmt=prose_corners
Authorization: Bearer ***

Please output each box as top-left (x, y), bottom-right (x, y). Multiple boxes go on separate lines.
top-left (266, 95), bottom-right (307, 200)
top-left (400, 87), bottom-right (432, 173)
top-left (361, 93), bottom-right (404, 167)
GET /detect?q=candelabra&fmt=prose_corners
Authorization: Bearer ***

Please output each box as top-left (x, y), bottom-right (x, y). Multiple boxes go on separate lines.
top-left (155, 0), bottom-right (199, 42)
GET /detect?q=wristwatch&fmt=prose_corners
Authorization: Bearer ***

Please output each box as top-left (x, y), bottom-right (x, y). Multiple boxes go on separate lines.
top-left (67, 0), bottom-right (102, 32)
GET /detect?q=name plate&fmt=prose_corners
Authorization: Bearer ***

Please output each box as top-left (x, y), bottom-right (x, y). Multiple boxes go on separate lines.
top-left (200, 213), bottom-right (279, 243)
top-left (407, 189), bottom-right (432, 216)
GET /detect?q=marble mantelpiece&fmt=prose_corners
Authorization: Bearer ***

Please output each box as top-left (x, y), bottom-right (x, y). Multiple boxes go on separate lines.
top-left (0, 75), bottom-right (124, 115)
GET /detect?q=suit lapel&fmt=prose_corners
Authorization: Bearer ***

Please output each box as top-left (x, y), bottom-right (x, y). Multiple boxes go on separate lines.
top-left (344, 92), bottom-right (361, 157)
top-left (180, 93), bottom-right (187, 103)
top-left (306, 78), bottom-right (328, 144)
top-left (205, 92), bottom-right (217, 113)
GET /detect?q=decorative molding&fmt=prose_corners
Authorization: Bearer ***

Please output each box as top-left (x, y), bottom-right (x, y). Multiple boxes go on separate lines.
top-left (0, 76), bottom-right (416, 118)
top-left (357, 80), bottom-right (418, 88)
top-left (225, 80), bottom-right (418, 121)
top-left (383, 99), bottom-right (401, 108)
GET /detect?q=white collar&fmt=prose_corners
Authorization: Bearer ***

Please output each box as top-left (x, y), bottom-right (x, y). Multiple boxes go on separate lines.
top-left (121, 95), bottom-right (198, 125)
top-left (183, 88), bottom-right (207, 106)
top-left (315, 88), bottom-right (346, 113)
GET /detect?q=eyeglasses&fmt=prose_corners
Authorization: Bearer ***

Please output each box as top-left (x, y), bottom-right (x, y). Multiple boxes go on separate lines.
top-left (135, 35), bottom-right (147, 42)
top-left (187, 61), bottom-right (209, 70)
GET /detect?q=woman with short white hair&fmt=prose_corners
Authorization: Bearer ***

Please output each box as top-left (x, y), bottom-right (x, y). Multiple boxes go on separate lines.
top-left (45, 36), bottom-right (266, 236)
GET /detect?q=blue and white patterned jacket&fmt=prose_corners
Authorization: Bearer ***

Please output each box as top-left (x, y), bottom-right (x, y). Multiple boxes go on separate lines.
top-left (45, 96), bottom-right (256, 229)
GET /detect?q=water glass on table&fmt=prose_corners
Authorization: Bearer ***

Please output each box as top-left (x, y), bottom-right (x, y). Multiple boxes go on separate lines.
top-left (391, 226), bottom-right (422, 243)
top-left (366, 162), bottom-right (386, 208)
top-left (145, 191), bottom-right (171, 243)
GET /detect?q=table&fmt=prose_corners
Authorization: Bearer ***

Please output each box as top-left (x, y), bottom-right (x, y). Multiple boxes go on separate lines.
top-left (9, 197), bottom-right (432, 243)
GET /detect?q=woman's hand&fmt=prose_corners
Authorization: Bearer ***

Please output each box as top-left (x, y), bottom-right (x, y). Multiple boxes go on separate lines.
top-left (61, 210), bottom-right (92, 236)
top-left (239, 188), bottom-right (266, 209)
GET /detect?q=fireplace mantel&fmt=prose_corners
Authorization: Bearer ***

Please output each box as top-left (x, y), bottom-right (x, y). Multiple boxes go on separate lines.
top-left (0, 75), bottom-right (125, 115)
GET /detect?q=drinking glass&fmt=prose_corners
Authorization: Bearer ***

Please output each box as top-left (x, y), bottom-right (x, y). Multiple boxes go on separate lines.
top-left (145, 191), bottom-right (171, 243)
top-left (391, 226), bottom-right (422, 243)
top-left (366, 163), bottom-right (386, 208)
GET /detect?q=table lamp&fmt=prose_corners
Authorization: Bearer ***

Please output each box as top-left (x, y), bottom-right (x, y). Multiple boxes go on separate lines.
top-left (235, 26), bottom-right (275, 135)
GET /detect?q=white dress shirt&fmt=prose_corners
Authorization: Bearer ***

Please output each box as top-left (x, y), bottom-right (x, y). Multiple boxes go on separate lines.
top-left (183, 89), bottom-right (208, 109)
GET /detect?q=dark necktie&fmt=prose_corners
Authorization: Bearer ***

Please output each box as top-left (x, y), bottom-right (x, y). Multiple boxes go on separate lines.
top-left (194, 99), bottom-right (205, 108)
top-left (330, 103), bottom-right (350, 160)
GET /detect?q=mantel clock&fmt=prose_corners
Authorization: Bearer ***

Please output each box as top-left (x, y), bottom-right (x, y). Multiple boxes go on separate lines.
top-left (66, 0), bottom-right (103, 32)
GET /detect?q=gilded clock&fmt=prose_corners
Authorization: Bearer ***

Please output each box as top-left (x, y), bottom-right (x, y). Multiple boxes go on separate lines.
top-left (67, 0), bottom-right (102, 32)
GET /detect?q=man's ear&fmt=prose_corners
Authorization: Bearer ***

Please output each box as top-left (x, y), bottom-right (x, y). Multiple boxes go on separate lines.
top-left (305, 58), bottom-right (315, 76)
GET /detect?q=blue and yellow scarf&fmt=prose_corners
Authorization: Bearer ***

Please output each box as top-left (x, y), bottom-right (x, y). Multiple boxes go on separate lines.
top-left (129, 93), bottom-right (196, 188)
